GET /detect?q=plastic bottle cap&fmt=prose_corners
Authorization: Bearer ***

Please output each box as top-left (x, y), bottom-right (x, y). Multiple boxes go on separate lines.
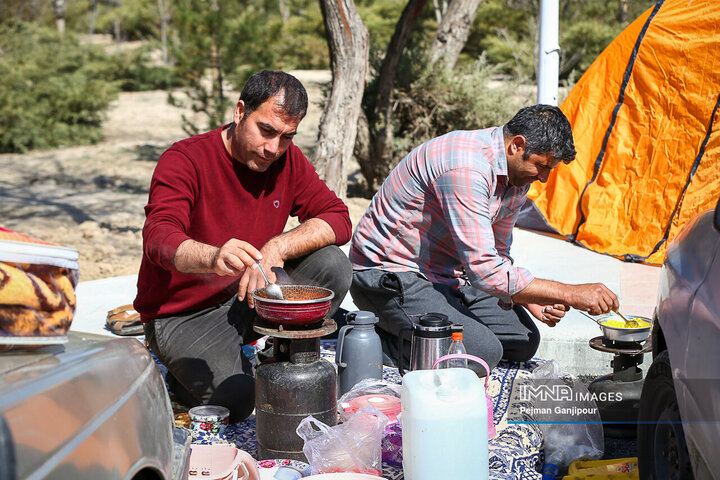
top-left (451, 332), bottom-right (463, 341)
top-left (541, 462), bottom-right (560, 480)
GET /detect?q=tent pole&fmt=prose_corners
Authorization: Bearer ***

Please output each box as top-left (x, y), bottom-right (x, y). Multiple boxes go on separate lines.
top-left (537, 0), bottom-right (560, 106)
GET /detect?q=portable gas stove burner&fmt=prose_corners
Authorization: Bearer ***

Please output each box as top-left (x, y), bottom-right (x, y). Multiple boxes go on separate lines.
top-left (587, 334), bottom-right (652, 438)
top-left (253, 317), bottom-right (337, 461)
top-left (253, 316), bottom-right (336, 337)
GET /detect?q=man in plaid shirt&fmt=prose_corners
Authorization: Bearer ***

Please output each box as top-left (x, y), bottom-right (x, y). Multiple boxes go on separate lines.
top-left (350, 105), bottom-right (619, 370)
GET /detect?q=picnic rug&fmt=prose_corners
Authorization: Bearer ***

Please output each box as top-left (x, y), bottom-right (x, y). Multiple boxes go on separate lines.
top-left (154, 340), bottom-right (545, 480)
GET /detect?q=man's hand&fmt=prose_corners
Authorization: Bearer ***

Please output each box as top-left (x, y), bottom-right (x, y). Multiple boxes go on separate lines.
top-left (238, 242), bottom-right (285, 308)
top-left (174, 238), bottom-right (261, 275)
top-left (567, 283), bottom-right (619, 315)
top-left (211, 239), bottom-right (263, 276)
top-left (512, 278), bottom-right (619, 316)
top-left (526, 303), bottom-right (568, 327)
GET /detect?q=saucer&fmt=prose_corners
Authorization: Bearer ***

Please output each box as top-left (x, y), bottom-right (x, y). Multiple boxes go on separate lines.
top-left (256, 458), bottom-right (312, 479)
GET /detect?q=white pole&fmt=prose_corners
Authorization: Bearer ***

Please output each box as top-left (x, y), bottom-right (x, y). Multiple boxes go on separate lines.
top-left (537, 0), bottom-right (560, 106)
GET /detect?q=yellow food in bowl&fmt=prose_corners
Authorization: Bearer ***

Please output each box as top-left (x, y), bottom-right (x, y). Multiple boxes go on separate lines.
top-left (601, 317), bottom-right (650, 329)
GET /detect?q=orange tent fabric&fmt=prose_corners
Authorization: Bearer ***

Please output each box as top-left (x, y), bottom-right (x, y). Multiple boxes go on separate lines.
top-left (520, 0), bottom-right (720, 265)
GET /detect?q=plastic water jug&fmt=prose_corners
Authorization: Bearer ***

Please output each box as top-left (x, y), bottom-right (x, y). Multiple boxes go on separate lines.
top-left (401, 368), bottom-right (489, 480)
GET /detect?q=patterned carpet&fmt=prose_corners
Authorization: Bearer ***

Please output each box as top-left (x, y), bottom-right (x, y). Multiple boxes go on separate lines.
top-left (158, 340), bottom-right (544, 480)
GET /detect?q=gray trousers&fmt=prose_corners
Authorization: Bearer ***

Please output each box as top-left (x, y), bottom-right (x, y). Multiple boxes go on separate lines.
top-left (350, 269), bottom-right (540, 373)
top-left (143, 245), bottom-right (352, 422)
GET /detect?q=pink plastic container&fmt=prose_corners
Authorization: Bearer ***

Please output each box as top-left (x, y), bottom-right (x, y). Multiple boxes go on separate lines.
top-left (188, 445), bottom-right (259, 480)
top-left (339, 394), bottom-right (401, 423)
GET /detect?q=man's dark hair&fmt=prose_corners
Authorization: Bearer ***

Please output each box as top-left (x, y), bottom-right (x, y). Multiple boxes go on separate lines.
top-left (503, 104), bottom-right (576, 163)
top-left (239, 70), bottom-right (308, 119)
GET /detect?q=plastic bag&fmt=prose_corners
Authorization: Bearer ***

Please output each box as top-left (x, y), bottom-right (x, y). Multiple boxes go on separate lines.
top-left (382, 420), bottom-right (403, 467)
top-left (337, 378), bottom-right (403, 466)
top-left (530, 360), bottom-right (604, 471)
top-left (296, 406), bottom-right (388, 476)
top-left (337, 378), bottom-right (401, 422)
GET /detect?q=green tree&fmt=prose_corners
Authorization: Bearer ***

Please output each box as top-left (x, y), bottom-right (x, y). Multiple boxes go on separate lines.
top-left (0, 21), bottom-right (119, 153)
top-left (465, 0), bottom-right (655, 80)
top-left (273, 0), bottom-right (330, 70)
top-left (392, 55), bottom-right (527, 155)
top-left (168, 0), bottom-right (281, 134)
top-left (94, 0), bottom-right (159, 40)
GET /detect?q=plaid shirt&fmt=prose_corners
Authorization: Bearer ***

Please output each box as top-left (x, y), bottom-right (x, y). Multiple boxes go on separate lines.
top-left (350, 127), bottom-right (534, 307)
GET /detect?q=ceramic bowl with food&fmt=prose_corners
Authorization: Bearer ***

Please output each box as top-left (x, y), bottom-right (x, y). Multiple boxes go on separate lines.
top-left (251, 285), bottom-right (334, 326)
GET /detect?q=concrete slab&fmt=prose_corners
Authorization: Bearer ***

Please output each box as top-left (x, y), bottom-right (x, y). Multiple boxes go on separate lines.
top-left (70, 231), bottom-right (662, 376)
top-left (72, 274), bottom-right (139, 337)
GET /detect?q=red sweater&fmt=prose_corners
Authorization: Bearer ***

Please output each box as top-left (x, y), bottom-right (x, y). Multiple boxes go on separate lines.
top-left (134, 126), bottom-right (351, 321)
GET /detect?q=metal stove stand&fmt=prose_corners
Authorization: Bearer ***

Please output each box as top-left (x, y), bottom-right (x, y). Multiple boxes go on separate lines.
top-left (587, 335), bottom-right (652, 438)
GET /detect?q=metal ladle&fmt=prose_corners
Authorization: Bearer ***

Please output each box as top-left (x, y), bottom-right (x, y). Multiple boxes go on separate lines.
top-left (579, 309), bottom-right (639, 328)
top-left (254, 260), bottom-right (284, 300)
top-left (612, 309), bottom-right (639, 328)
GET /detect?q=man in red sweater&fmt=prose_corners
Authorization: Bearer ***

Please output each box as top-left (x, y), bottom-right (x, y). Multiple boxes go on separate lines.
top-left (134, 70), bottom-right (352, 421)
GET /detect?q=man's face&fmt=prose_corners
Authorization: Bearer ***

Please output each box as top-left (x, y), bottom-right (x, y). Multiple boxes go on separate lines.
top-left (229, 95), bottom-right (302, 172)
top-left (505, 135), bottom-right (561, 187)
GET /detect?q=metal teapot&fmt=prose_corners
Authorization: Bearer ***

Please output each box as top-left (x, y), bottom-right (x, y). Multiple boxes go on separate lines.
top-left (396, 313), bottom-right (457, 375)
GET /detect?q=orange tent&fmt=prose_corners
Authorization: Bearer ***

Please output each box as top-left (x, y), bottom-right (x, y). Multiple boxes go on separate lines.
top-left (518, 0), bottom-right (720, 265)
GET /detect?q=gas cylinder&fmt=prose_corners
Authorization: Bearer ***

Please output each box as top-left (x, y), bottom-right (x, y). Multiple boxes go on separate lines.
top-left (335, 311), bottom-right (383, 396)
top-left (255, 337), bottom-right (337, 461)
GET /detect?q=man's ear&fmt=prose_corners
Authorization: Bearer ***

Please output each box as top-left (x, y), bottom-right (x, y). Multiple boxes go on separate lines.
top-left (233, 100), bottom-right (246, 124)
top-left (509, 135), bottom-right (526, 156)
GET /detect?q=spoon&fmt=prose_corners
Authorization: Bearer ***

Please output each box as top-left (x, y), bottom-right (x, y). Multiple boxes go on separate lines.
top-left (254, 260), bottom-right (284, 300)
top-left (579, 309), bottom-right (639, 328)
top-left (612, 309), bottom-right (639, 328)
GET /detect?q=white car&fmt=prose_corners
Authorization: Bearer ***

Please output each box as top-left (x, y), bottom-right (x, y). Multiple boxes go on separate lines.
top-left (638, 197), bottom-right (720, 480)
top-left (0, 332), bottom-right (191, 479)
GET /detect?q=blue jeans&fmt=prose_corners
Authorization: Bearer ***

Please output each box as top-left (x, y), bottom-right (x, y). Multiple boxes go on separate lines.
top-left (144, 245), bottom-right (352, 422)
top-left (350, 269), bottom-right (540, 372)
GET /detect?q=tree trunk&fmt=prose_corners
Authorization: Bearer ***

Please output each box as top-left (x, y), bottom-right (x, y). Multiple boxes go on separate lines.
top-left (279, 0), bottom-right (290, 21)
top-left (209, 0), bottom-right (225, 129)
top-left (157, 0), bottom-right (171, 65)
top-left (51, 0), bottom-right (65, 34)
top-left (618, 0), bottom-right (629, 23)
top-left (114, 19), bottom-right (121, 48)
top-left (315, 0), bottom-right (370, 198)
top-left (353, 110), bottom-right (375, 195)
top-left (367, 0), bottom-right (429, 190)
top-left (428, 0), bottom-right (483, 70)
top-left (210, 40), bottom-right (225, 129)
top-left (88, 0), bottom-right (98, 40)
